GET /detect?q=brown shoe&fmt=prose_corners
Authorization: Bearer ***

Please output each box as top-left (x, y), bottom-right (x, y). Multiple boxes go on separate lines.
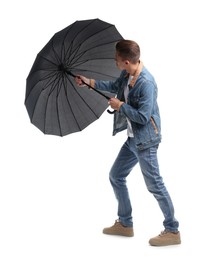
top-left (103, 220), bottom-right (134, 237)
top-left (149, 230), bottom-right (181, 246)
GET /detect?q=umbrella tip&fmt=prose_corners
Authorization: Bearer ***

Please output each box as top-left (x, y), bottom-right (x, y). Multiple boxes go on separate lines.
top-left (58, 63), bottom-right (66, 72)
top-left (58, 64), bottom-right (74, 77)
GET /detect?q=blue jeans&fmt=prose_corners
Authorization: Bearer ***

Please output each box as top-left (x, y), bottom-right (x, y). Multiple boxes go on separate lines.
top-left (109, 137), bottom-right (179, 232)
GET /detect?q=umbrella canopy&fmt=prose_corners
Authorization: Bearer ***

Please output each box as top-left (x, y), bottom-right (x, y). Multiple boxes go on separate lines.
top-left (25, 18), bottom-right (123, 136)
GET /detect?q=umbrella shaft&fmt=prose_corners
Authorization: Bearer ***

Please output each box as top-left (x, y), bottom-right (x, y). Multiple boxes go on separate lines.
top-left (66, 71), bottom-right (110, 101)
top-left (86, 84), bottom-right (110, 100)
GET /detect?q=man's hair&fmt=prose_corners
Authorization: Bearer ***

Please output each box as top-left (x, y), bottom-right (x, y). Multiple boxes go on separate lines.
top-left (116, 40), bottom-right (140, 64)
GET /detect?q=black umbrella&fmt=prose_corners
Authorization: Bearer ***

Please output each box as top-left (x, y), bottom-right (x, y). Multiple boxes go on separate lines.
top-left (25, 18), bottom-right (123, 136)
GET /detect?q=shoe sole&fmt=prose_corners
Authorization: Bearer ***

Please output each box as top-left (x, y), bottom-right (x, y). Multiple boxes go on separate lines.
top-left (149, 240), bottom-right (181, 246)
top-left (103, 230), bottom-right (134, 237)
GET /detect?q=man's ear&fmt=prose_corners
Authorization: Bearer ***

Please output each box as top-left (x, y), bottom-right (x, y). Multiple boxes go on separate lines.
top-left (125, 60), bottom-right (129, 65)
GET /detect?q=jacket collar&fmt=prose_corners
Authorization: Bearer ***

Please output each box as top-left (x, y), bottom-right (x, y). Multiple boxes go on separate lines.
top-left (124, 60), bottom-right (143, 88)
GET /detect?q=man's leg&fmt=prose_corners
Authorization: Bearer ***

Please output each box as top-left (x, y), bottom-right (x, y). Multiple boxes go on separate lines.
top-left (137, 145), bottom-right (179, 231)
top-left (109, 138), bottom-right (138, 227)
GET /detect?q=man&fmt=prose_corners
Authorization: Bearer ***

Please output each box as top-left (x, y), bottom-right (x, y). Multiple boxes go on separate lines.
top-left (75, 40), bottom-right (181, 246)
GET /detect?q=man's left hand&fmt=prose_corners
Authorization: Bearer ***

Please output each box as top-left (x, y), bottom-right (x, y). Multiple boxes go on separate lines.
top-left (108, 98), bottom-right (124, 111)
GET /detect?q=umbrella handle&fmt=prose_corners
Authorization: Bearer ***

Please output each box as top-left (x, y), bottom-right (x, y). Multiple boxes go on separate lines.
top-left (107, 109), bottom-right (116, 114)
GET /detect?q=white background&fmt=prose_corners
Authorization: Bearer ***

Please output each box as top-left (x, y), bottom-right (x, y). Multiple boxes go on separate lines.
top-left (1, 0), bottom-right (201, 259)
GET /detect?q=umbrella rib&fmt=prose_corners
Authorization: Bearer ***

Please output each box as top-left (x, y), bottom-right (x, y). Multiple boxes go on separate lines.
top-left (68, 40), bottom-right (117, 66)
top-left (71, 57), bottom-right (115, 68)
top-left (27, 55), bottom-right (58, 79)
top-left (66, 24), bottom-right (117, 64)
top-left (55, 74), bottom-right (65, 136)
top-left (64, 20), bottom-right (114, 64)
top-left (62, 75), bottom-right (82, 131)
top-left (28, 72), bottom-right (61, 123)
top-left (51, 37), bottom-right (63, 65)
top-left (25, 71), bottom-right (59, 103)
top-left (71, 64), bottom-right (118, 79)
top-left (38, 54), bottom-right (58, 66)
top-left (60, 23), bottom-right (74, 64)
top-left (73, 57), bottom-right (115, 65)
top-left (43, 72), bottom-right (63, 135)
top-left (53, 73), bottom-right (84, 136)
top-left (63, 20), bottom-right (96, 64)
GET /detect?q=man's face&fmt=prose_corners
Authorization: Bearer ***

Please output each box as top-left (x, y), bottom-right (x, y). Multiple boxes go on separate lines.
top-left (115, 52), bottom-right (126, 70)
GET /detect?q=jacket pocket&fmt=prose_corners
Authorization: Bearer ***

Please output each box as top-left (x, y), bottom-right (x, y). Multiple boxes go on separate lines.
top-left (150, 116), bottom-right (158, 135)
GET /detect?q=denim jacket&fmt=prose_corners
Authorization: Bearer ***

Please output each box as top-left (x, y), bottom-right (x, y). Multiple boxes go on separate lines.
top-left (94, 66), bottom-right (162, 150)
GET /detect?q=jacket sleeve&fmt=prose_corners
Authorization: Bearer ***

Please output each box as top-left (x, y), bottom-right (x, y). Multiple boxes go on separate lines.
top-left (94, 71), bottom-right (125, 94)
top-left (119, 80), bottom-right (156, 125)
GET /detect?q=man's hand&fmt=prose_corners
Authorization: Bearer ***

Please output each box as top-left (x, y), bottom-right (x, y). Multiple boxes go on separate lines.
top-left (109, 98), bottom-right (124, 111)
top-left (75, 75), bottom-right (90, 87)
